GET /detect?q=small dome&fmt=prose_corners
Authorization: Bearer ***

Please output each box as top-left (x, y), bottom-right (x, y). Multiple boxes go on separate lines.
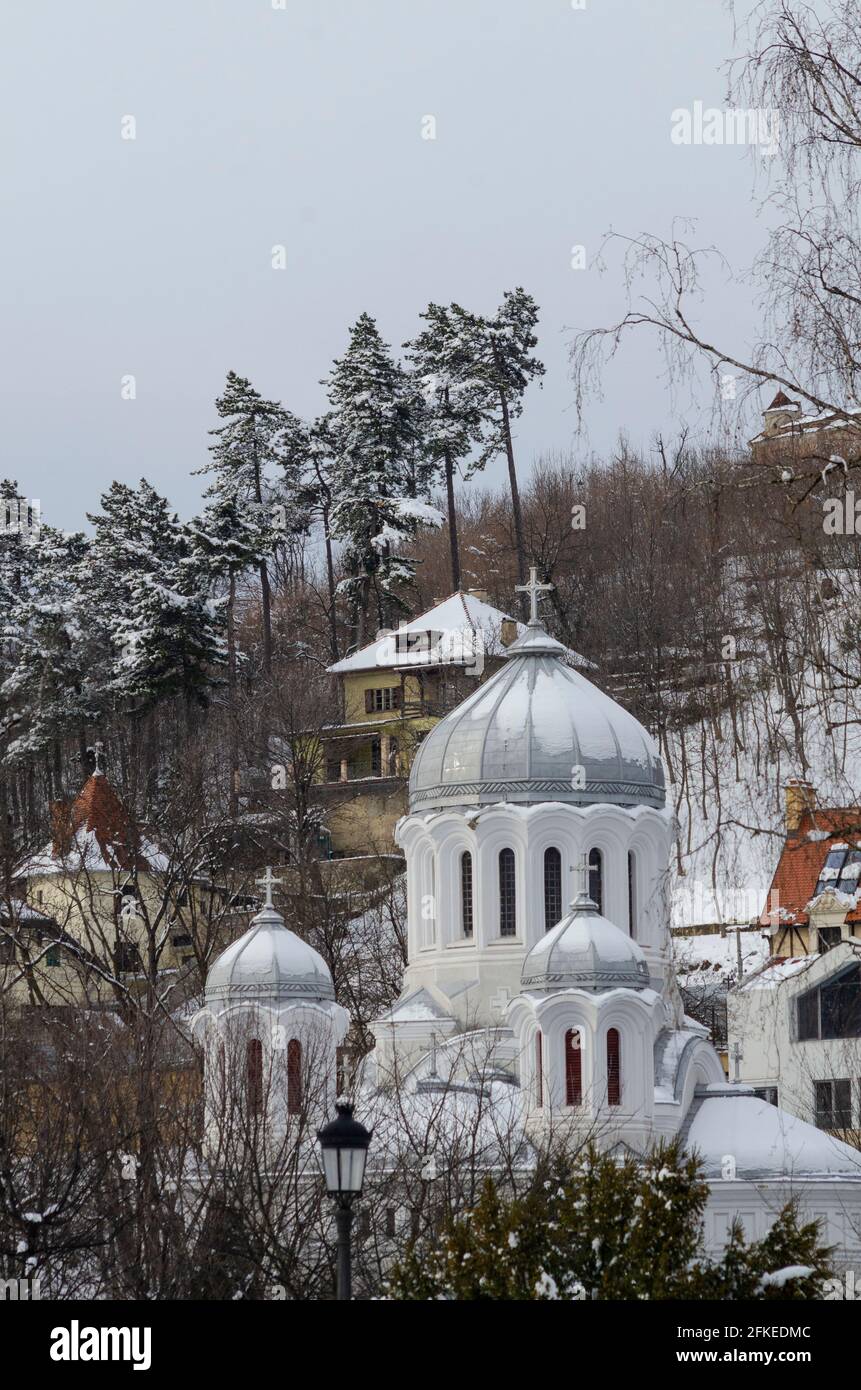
top-left (206, 905), bottom-right (335, 1004)
top-left (409, 623), bottom-right (664, 813)
top-left (521, 891), bottom-right (650, 994)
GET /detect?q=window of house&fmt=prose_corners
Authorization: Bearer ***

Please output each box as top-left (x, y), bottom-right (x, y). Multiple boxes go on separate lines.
top-left (817, 926), bottom-right (842, 952)
top-left (565, 1029), bottom-right (582, 1107)
top-left (287, 1039), bottom-right (302, 1115)
top-left (114, 941), bottom-right (142, 975)
top-left (460, 851), bottom-right (473, 937)
top-left (814, 1078), bottom-right (852, 1130)
top-left (246, 1039), bottom-right (263, 1114)
top-left (325, 758), bottom-right (341, 783)
top-left (837, 846), bottom-right (861, 891)
top-left (589, 848), bottom-right (603, 913)
top-left (814, 845), bottom-right (851, 896)
top-left (499, 849), bottom-right (516, 937)
top-left (45, 945), bottom-right (61, 968)
top-left (384, 1207), bottom-right (397, 1238)
top-left (798, 965), bottom-right (861, 1040)
top-left (171, 934), bottom-right (192, 948)
top-left (370, 739), bottom-right (382, 776)
top-left (364, 687), bottom-right (401, 714)
top-left (628, 851), bottom-right (637, 937)
top-left (607, 1028), bottom-right (621, 1106)
top-left (753, 1086), bottom-right (779, 1107)
top-left (544, 847), bottom-right (562, 932)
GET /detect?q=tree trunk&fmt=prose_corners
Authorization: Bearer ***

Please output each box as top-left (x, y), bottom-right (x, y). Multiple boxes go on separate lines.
top-left (321, 500), bottom-right (339, 663)
top-left (490, 342), bottom-right (527, 600)
top-left (251, 416), bottom-right (272, 675)
top-left (443, 446), bottom-right (461, 591)
top-left (227, 572), bottom-right (239, 818)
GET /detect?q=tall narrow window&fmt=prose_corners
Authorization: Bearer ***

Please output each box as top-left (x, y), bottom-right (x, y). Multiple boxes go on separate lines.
top-left (535, 1031), bottom-right (543, 1108)
top-left (606, 1028), bottom-right (621, 1106)
top-left (544, 847), bottom-right (562, 931)
top-left (627, 851), bottom-right (637, 938)
top-left (460, 851), bottom-right (474, 937)
top-left (565, 1029), bottom-right (582, 1106)
top-left (246, 1038), bottom-right (263, 1114)
top-left (287, 1039), bottom-right (302, 1115)
top-left (588, 848), bottom-right (603, 913)
top-left (499, 848), bottom-right (516, 936)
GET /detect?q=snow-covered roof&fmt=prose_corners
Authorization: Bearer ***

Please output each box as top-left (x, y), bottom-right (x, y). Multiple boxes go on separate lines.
top-left (409, 621), bottom-right (665, 813)
top-left (205, 903), bottom-right (335, 1004)
top-left (328, 591), bottom-right (589, 675)
top-left (521, 891), bottom-right (650, 993)
top-left (687, 1087), bottom-right (861, 1180)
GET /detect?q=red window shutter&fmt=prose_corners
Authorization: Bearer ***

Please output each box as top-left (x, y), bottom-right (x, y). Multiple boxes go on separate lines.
top-left (607, 1028), bottom-right (621, 1106)
top-left (565, 1029), bottom-right (582, 1106)
top-left (364, 689), bottom-right (373, 714)
top-left (287, 1039), bottom-right (302, 1115)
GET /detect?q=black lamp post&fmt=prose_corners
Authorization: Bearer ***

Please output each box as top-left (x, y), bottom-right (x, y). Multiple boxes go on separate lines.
top-left (317, 1101), bottom-right (373, 1302)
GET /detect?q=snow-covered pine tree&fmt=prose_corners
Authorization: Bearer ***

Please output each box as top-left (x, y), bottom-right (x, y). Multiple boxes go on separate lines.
top-left (84, 480), bottom-right (225, 721)
top-left (455, 289), bottom-right (545, 596)
top-left (404, 302), bottom-right (497, 591)
top-left (281, 411), bottom-right (341, 662)
top-left (198, 371), bottom-right (287, 675)
top-left (1, 522), bottom-right (103, 775)
top-left (325, 313), bottom-right (440, 645)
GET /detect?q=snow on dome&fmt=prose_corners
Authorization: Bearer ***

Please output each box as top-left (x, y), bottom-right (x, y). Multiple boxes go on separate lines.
top-left (205, 904), bottom-right (335, 1004)
top-left (409, 621), bottom-right (665, 813)
top-left (521, 891), bottom-right (650, 993)
top-left (687, 1089), bottom-right (861, 1180)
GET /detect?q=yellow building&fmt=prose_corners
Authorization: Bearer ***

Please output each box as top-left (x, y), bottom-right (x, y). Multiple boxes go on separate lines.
top-left (3, 770), bottom-right (245, 1010)
top-left (315, 591), bottom-right (519, 857)
top-left (316, 589), bottom-right (588, 859)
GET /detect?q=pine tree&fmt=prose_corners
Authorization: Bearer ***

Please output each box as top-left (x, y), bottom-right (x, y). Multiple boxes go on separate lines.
top-left (386, 1142), bottom-right (832, 1301)
top-left (458, 289), bottom-right (545, 597)
top-left (325, 313), bottom-right (439, 646)
top-left (404, 303), bottom-right (496, 591)
top-left (84, 480), bottom-right (225, 720)
top-left (199, 371), bottom-right (286, 675)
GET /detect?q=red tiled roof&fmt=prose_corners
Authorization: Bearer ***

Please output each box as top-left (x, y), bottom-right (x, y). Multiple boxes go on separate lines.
top-left (52, 774), bottom-right (145, 870)
top-left (767, 389), bottom-right (795, 409)
top-left (762, 807), bottom-right (861, 926)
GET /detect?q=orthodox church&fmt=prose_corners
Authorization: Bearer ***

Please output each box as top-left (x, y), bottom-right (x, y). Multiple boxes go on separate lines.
top-left (194, 575), bottom-right (861, 1265)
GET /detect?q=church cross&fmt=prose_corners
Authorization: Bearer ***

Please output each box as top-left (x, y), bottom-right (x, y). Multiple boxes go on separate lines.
top-left (515, 565), bottom-right (554, 625)
top-left (256, 866), bottom-right (282, 910)
top-left (570, 853), bottom-right (591, 903)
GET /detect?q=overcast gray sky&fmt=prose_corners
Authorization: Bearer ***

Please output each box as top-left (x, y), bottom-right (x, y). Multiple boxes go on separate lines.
top-left (0, 0), bottom-right (768, 531)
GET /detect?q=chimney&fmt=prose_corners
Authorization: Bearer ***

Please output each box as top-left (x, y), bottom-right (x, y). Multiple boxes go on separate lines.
top-left (467, 588), bottom-right (489, 603)
top-left (783, 778), bottom-right (816, 835)
top-left (763, 390), bottom-right (801, 437)
top-left (501, 618), bottom-right (518, 647)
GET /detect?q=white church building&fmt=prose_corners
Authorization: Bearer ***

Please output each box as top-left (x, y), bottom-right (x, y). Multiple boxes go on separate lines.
top-left (194, 576), bottom-right (861, 1267)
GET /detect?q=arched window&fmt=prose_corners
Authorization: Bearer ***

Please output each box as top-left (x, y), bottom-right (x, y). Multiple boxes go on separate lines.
top-left (460, 851), bottom-right (474, 938)
top-left (606, 1028), bottom-right (621, 1106)
top-left (535, 1031), bottom-right (543, 1108)
top-left (565, 1029), bottom-right (582, 1106)
top-left (287, 1039), bottom-right (302, 1115)
top-left (588, 848), bottom-right (603, 913)
top-left (499, 848), bottom-right (516, 937)
top-left (246, 1038), bottom-right (263, 1114)
top-left (544, 847), bottom-right (562, 931)
top-left (627, 851), bottom-right (637, 938)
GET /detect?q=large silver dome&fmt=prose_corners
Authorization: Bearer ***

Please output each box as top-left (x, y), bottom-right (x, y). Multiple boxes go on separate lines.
top-left (206, 905), bottom-right (335, 1004)
top-left (409, 624), bottom-right (665, 813)
top-left (521, 891), bottom-right (650, 994)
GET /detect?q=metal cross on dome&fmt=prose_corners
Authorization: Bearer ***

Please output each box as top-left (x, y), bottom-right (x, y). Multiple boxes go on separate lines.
top-left (570, 853), bottom-right (591, 903)
top-left (515, 565), bottom-right (554, 624)
top-left (256, 866), bottom-right (282, 909)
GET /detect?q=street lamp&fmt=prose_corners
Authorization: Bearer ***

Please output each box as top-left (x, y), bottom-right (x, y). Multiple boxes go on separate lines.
top-left (317, 1101), bottom-right (373, 1301)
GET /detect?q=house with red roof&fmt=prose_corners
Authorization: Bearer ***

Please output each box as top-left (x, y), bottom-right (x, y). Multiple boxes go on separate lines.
top-left (728, 780), bottom-right (861, 1139)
